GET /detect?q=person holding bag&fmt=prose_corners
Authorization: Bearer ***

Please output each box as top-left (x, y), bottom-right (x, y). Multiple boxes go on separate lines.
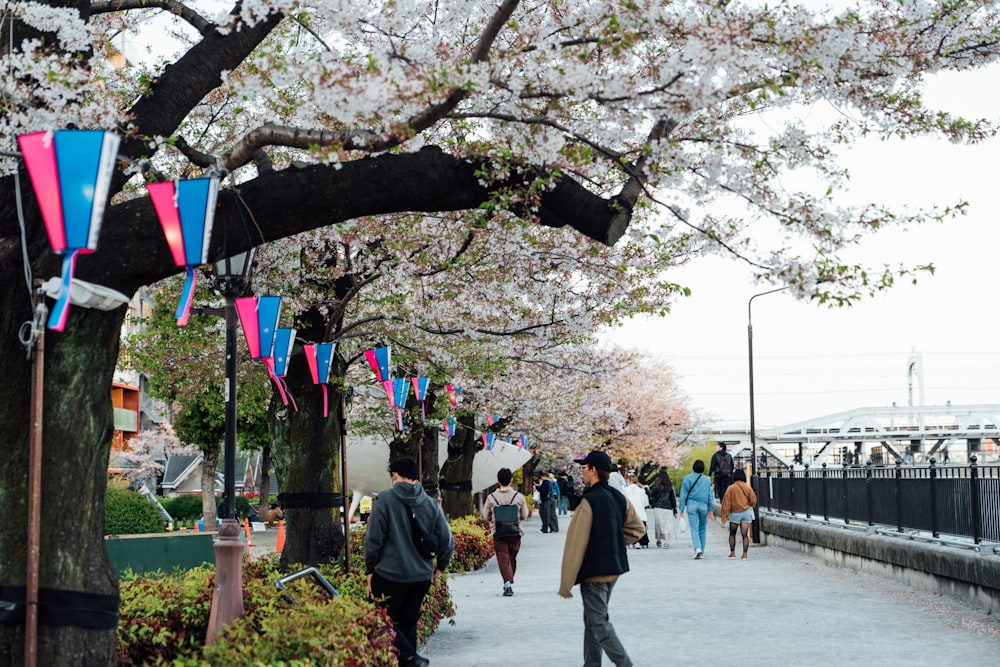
top-left (720, 468), bottom-right (757, 560)
top-left (678, 460), bottom-right (714, 559)
top-left (648, 468), bottom-right (677, 548)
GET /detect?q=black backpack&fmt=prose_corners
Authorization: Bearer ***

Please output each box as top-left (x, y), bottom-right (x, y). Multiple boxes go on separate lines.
top-left (718, 453), bottom-right (734, 476)
top-left (491, 492), bottom-right (520, 538)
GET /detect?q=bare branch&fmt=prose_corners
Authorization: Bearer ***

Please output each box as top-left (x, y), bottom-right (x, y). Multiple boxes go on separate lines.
top-left (90, 0), bottom-right (215, 36)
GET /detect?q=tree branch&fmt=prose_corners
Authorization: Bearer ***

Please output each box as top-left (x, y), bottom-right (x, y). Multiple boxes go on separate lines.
top-left (90, 0), bottom-right (215, 35)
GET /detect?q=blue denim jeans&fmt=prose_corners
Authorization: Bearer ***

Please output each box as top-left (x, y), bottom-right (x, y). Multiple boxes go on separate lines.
top-left (558, 496), bottom-right (569, 515)
top-left (686, 500), bottom-right (710, 554)
top-left (580, 580), bottom-right (633, 667)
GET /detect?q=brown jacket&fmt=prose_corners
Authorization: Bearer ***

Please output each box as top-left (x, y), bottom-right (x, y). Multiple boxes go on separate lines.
top-left (558, 494), bottom-right (646, 598)
top-left (720, 480), bottom-right (757, 524)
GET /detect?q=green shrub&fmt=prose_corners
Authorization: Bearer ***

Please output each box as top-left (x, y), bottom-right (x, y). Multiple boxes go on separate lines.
top-left (161, 495), bottom-right (204, 521)
top-left (106, 483), bottom-right (165, 535)
top-left (117, 554), bottom-right (454, 665)
top-left (234, 495), bottom-right (253, 520)
top-left (117, 567), bottom-right (213, 666)
top-left (447, 516), bottom-right (494, 573)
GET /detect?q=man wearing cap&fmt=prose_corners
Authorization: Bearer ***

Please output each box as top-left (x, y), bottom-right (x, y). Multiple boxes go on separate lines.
top-left (559, 451), bottom-right (646, 667)
top-left (366, 456), bottom-right (454, 667)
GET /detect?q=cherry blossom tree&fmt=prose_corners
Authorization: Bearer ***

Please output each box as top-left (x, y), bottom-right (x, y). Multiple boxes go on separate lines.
top-left (1, 0), bottom-right (997, 662)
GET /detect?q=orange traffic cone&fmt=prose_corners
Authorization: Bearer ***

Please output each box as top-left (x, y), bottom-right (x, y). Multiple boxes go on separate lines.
top-left (243, 518), bottom-right (253, 562)
top-left (194, 520), bottom-right (200, 533)
top-left (275, 519), bottom-right (285, 553)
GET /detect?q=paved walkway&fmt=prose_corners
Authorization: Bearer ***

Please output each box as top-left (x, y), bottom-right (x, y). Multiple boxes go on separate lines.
top-left (421, 511), bottom-right (998, 667)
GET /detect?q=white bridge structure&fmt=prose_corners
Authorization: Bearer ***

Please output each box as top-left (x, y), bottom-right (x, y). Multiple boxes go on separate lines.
top-left (705, 404), bottom-right (1000, 468)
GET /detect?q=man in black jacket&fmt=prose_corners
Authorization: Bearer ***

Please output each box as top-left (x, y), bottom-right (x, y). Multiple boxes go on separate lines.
top-left (559, 451), bottom-right (646, 667)
top-left (709, 443), bottom-right (735, 502)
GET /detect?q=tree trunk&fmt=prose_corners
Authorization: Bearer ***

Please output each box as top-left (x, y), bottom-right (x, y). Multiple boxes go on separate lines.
top-left (269, 358), bottom-right (344, 568)
top-left (440, 415), bottom-right (478, 518)
top-left (0, 300), bottom-right (123, 664)
top-left (200, 447), bottom-right (219, 532)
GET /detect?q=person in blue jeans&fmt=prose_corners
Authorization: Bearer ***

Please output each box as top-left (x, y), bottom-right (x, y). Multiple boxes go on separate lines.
top-left (678, 460), bottom-right (714, 559)
top-left (556, 472), bottom-right (571, 515)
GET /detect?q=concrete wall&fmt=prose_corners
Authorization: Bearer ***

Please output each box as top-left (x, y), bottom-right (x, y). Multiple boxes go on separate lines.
top-left (762, 513), bottom-right (1000, 615)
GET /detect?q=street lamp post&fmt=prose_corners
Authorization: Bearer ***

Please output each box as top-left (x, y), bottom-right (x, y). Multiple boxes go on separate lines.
top-left (748, 286), bottom-right (789, 544)
top-left (205, 248), bottom-right (255, 644)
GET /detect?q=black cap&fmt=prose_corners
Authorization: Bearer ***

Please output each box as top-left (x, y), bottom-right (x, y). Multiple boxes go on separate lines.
top-left (389, 456), bottom-right (420, 481)
top-left (574, 451), bottom-right (612, 472)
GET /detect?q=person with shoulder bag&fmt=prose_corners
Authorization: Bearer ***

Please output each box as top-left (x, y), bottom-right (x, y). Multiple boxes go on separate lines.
top-left (482, 467), bottom-right (530, 597)
top-left (678, 460), bottom-right (714, 559)
top-left (649, 468), bottom-right (678, 548)
top-left (365, 457), bottom-right (454, 667)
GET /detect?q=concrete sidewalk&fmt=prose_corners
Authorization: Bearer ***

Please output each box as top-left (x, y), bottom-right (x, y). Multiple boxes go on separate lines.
top-left (421, 511), bottom-right (998, 666)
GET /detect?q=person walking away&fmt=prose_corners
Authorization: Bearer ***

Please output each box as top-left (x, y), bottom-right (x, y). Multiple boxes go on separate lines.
top-left (709, 443), bottom-right (735, 502)
top-left (482, 467), bottom-right (530, 596)
top-left (609, 463), bottom-right (626, 493)
top-left (678, 460), bottom-right (714, 559)
top-left (649, 468), bottom-right (678, 548)
top-left (365, 457), bottom-right (454, 667)
top-left (623, 478), bottom-right (651, 548)
top-left (720, 469), bottom-right (758, 560)
top-left (535, 472), bottom-right (558, 532)
top-left (556, 472), bottom-right (572, 516)
top-left (560, 451), bottom-right (646, 667)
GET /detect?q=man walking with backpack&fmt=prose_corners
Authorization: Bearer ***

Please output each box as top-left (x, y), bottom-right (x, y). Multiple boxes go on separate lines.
top-left (483, 468), bottom-right (530, 596)
top-left (709, 443), bottom-right (735, 502)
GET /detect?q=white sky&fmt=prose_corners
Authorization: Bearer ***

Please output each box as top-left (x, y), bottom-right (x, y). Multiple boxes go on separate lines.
top-left (604, 66), bottom-right (1000, 428)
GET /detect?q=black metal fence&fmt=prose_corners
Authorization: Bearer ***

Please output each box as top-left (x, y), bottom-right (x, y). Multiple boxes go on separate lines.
top-left (756, 456), bottom-right (1000, 544)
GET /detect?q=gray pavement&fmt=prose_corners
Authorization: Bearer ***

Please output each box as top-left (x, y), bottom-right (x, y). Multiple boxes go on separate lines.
top-left (421, 511), bottom-right (999, 667)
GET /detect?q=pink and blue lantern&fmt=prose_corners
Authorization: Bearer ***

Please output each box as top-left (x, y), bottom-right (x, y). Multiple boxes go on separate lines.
top-left (235, 295), bottom-right (281, 360)
top-left (146, 176), bottom-right (219, 326)
top-left (304, 342), bottom-right (335, 417)
top-left (411, 376), bottom-right (430, 421)
top-left (392, 377), bottom-right (411, 431)
top-left (442, 416), bottom-right (456, 437)
top-left (263, 327), bottom-right (297, 410)
top-left (481, 432), bottom-right (495, 451)
top-left (17, 129), bottom-right (120, 331)
top-left (487, 413), bottom-right (500, 427)
top-left (518, 435), bottom-right (529, 450)
top-left (365, 346), bottom-right (394, 408)
top-left (446, 384), bottom-right (460, 406)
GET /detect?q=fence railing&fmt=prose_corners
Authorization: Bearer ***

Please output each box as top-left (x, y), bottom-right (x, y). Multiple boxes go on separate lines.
top-left (756, 456), bottom-right (1000, 544)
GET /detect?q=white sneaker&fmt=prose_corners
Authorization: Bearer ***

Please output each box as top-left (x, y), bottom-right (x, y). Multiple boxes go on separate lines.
top-left (694, 549), bottom-right (703, 559)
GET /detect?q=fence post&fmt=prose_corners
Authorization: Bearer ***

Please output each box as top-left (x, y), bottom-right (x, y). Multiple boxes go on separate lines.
top-left (766, 469), bottom-right (772, 512)
top-left (822, 463), bottom-right (828, 521)
top-left (767, 468), bottom-right (774, 512)
top-left (804, 464), bottom-right (811, 518)
top-left (895, 458), bottom-right (904, 533)
top-left (929, 457), bottom-right (939, 538)
top-left (842, 464), bottom-right (849, 525)
top-left (970, 455), bottom-right (982, 545)
top-left (789, 468), bottom-right (795, 515)
top-left (866, 460), bottom-right (874, 527)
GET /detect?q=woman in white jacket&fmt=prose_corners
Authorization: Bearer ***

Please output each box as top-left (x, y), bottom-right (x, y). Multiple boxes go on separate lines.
top-left (623, 479), bottom-right (651, 548)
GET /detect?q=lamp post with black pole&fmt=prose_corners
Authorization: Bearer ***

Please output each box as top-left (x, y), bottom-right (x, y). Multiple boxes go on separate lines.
top-left (747, 286), bottom-right (789, 544)
top-left (204, 248), bottom-right (255, 643)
